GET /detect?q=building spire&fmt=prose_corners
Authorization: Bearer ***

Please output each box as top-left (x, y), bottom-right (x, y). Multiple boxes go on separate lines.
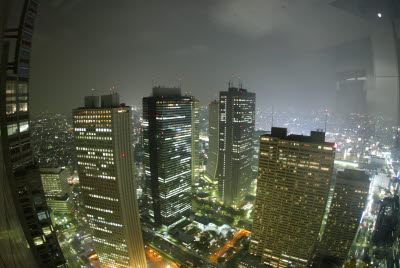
top-left (271, 105), bottom-right (274, 127)
top-left (229, 75), bottom-right (234, 88)
top-left (324, 109), bottom-right (328, 133)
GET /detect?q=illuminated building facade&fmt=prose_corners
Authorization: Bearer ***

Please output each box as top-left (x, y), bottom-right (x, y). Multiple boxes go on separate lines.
top-left (40, 167), bottom-right (69, 198)
top-left (205, 100), bottom-right (219, 182)
top-left (253, 130), bottom-right (268, 180)
top-left (73, 93), bottom-right (146, 268)
top-left (191, 98), bottom-right (200, 184)
top-left (143, 87), bottom-right (192, 227)
top-left (40, 167), bottom-right (73, 214)
top-left (250, 127), bottom-right (335, 267)
top-left (217, 87), bottom-right (255, 205)
top-left (315, 169), bottom-right (370, 266)
top-left (0, 0), bottom-right (65, 266)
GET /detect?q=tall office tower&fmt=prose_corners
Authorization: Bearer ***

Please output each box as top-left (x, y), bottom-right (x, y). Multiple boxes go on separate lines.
top-left (40, 167), bottom-right (73, 214)
top-left (73, 93), bottom-right (146, 268)
top-left (191, 98), bottom-right (200, 184)
top-left (314, 169), bottom-right (370, 266)
top-left (250, 127), bottom-right (335, 267)
top-left (205, 100), bottom-right (219, 182)
top-left (217, 86), bottom-right (255, 205)
top-left (143, 87), bottom-right (192, 227)
top-left (40, 167), bottom-right (69, 198)
top-left (0, 1), bottom-right (65, 267)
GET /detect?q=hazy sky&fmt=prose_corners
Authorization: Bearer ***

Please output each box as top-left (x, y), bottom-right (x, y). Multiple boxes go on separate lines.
top-left (29, 0), bottom-right (369, 113)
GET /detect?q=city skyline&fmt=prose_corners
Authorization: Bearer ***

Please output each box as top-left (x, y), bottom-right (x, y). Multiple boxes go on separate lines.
top-left (2, 1), bottom-right (400, 268)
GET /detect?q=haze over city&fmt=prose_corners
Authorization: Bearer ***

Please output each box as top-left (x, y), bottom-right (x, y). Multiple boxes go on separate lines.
top-left (1, 1), bottom-right (400, 268)
top-left (28, 0), bottom-right (376, 114)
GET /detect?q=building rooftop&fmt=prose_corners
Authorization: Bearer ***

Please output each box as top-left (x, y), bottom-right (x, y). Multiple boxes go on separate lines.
top-left (77, 93), bottom-right (128, 109)
top-left (152, 86), bottom-right (181, 97)
top-left (264, 127), bottom-right (331, 144)
top-left (228, 87), bottom-right (248, 93)
top-left (337, 169), bottom-right (370, 183)
top-left (40, 166), bottom-right (64, 174)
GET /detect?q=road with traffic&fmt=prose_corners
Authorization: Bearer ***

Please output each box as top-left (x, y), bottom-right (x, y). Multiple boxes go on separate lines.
top-left (142, 229), bottom-right (222, 268)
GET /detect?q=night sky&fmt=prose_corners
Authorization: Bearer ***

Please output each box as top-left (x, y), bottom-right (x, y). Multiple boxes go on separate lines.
top-left (29, 0), bottom-right (369, 113)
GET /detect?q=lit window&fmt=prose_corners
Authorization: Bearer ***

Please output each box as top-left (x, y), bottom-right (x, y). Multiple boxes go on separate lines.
top-left (42, 227), bottom-right (51, 236)
top-left (6, 81), bottom-right (15, 94)
top-left (19, 121), bottom-right (29, 132)
top-left (6, 104), bottom-right (16, 114)
top-left (18, 83), bottom-right (28, 94)
top-left (7, 123), bottom-right (18, 135)
top-left (33, 236), bottom-right (43, 246)
top-left (19, 103), bottom-right (28, 112)
top-left (37, 211), bottom-right (48, 221)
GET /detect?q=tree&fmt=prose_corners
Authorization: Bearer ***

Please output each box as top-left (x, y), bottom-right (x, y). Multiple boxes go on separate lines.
top-left (226, 230), bottom-right (235, 240)
top-left (217, 257), bottom-right (226, 264)
top-left (222, 215), bottom-right (234, 225)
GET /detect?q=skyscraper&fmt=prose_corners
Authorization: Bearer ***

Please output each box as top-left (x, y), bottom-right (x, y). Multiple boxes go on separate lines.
top-left (143, 87), bottom-right (192, 227)
top-left (40, 167), bottom-right (69, 198)
top-left (191, 97), bottom-right (200, 184)
top-left (40, 167), bottom-right (73, 214)
top-left (250, 127), bottom-right (335, 267)
top-left (0, 1), bottom-right (65, 266)
top-left (205, 100), bottom-right (219, 182)
top-left (73, 93), bottom-right (146, 268)
top-left (314, 169), bottom-right (370, 266)
top-left (217, 86), bottom-right (255, 205)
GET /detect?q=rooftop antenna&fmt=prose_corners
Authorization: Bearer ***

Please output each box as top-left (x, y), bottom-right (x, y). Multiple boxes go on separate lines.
top-left (271, 105), bottom-right (274, 128)
top-left (109, 85), bottom-right (117, 95)
top-left (178, 77), bottom-right (183, 89)
top-left (238, 76), bottom-right (243, 89)
top-left (229, 75), bottom-right (234, 88)
top-left (91, 88), bottom-right (95, 96)
top-left (324, 109), bottom-right (328, 132)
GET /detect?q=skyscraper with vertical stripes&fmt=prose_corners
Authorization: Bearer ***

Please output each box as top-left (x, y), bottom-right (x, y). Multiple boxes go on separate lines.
top-left (143, 87), bottom-right (192, 227)
top-left (73, 93), bottom-right (146, 268)
top-left (191, 97), bottom-right (200, 184)
top-left (217, 86), bottom-right (255, 205)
